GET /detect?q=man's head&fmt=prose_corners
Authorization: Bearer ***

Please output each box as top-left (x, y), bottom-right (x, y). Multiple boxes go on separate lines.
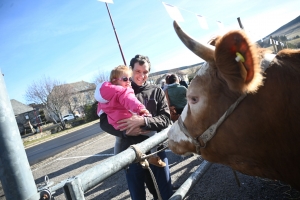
top-left (165, 74), bottom-right (171, 84)
top-left (168, 74), bottom-right (179, 84)
top-left (129, 54), bottom-right (151, 86)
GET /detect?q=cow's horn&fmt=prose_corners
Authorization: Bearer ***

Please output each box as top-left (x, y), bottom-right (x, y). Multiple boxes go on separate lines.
top-left (173, 21), bottom-right (215, 62)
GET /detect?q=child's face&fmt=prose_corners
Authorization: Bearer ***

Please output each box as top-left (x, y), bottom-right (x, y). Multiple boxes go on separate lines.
top-left (116, 72), bottom-right (132, 88)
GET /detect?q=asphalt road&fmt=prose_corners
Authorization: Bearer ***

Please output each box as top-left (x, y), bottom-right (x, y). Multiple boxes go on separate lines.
top-left (25, 123), bottom-right (104, 165)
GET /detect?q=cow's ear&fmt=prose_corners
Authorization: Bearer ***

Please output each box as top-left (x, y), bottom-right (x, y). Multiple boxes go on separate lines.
top-left (215, 30), bottom-right (263, 93)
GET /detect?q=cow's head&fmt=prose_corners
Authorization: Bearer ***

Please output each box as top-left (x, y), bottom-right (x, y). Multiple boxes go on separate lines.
top-left (168, 21), bottom-right (264, 156)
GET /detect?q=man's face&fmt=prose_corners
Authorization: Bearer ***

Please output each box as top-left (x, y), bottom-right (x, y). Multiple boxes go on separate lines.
top-left (132, 62), bottom-right (149, 86)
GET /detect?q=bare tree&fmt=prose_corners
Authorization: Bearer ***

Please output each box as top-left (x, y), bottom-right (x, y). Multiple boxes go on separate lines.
top-left (25, 76), bottom-right (68, 129)
top-left (93, 70), bottom-right (110, 85)
top-left (48, 84), bottom-right (72, 125)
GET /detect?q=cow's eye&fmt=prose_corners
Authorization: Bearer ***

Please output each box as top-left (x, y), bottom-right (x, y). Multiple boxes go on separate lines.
top-left (189, 96), bottom-right (198, 104)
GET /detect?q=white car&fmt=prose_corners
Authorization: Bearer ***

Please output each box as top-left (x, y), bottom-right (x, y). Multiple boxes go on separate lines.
top-left (62, 114), bottom-right (75, 121)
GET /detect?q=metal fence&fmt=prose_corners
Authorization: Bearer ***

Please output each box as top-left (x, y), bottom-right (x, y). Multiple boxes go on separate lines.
top-left (43, 128), bottom-right (212, 200)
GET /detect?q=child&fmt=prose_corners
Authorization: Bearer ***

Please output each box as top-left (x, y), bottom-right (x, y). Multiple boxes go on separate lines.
top-left (94, 65), bottom-right (166, 167)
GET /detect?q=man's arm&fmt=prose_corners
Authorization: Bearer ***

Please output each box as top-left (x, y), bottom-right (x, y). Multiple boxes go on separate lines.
top-left (117, 114), bottom-right (149, 135)
top-left (143, 88), bottom-right (171, 131)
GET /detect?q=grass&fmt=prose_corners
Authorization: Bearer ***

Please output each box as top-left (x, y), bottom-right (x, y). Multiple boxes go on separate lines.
top-left (23, 119), bottom-right (99, 148)
top-left (23, 131), bottom-right (68, 148)
top-left (288, 37), bottom-right (300, 46)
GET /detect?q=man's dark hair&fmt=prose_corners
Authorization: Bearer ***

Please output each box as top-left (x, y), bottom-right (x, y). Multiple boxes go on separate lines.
top-left (129, 54), bottom-right (151, 72)
top-left (165, 74), bottom-right (171, 84)
top-left (168, 74), bottom-right (178, 84)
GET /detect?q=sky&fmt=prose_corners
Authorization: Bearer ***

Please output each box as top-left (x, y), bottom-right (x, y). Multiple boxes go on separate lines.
top-left (0, 0), bottom-right (299, 104)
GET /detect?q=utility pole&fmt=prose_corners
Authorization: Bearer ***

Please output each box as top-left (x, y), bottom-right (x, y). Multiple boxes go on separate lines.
top-left (105, 2), bottom-right (127, 65)
top-left (237, 17), bottom-right (244, 30)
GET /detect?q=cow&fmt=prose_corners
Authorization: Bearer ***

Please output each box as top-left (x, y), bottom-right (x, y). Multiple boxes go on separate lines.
top-left (167, 21), bottom-right (300, 191)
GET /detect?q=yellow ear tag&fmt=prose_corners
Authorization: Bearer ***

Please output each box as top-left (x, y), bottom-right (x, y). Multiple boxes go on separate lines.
top-left (235, 52), bottom-right (245, 62)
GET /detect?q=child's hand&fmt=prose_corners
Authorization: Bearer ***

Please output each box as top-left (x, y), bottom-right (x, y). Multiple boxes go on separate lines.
top-left (140, 109), bottom-right (151, 117)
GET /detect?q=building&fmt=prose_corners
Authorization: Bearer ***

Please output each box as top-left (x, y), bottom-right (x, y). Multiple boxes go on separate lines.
top-left (10, 99), bottom-right (39, 134)
top-left (45, 81), bottom-right (96, 122)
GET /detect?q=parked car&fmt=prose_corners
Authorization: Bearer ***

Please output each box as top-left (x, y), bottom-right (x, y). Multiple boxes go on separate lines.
top-left (62, 114), bottom-right (75, 122)
top-left (74, 114), bottom-right (81, 119)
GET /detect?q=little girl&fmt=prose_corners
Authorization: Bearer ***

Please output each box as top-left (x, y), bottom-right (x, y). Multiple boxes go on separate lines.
top-left (94, 65), bottom-right (166, 167)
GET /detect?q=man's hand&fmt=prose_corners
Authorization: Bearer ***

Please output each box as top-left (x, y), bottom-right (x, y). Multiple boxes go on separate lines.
top-left (117, 114), bottom-right (146, 135)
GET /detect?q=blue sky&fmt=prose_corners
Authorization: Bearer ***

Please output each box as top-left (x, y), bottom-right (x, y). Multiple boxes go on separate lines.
top-left (0, 0), bottom-right (299, 104)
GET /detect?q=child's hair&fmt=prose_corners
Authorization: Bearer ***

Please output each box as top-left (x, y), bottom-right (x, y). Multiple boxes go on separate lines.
top-left (110, 65), bottom-right (132, 84)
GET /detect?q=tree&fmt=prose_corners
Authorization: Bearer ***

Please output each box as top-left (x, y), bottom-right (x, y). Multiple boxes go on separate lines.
top-left (84, 101), bottom-right (98, 122)
top-left (25, 76), bottom-right (68, 129)
top-left (63, 83), bottom-right (95, 116)
top-left (48, 84), bottom-right (72, 127)
top-left (93, 70), bottom-right (110, 85)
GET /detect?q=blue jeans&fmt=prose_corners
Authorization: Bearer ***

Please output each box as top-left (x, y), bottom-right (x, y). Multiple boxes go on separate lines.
top-left (125, 150), bottom-right (173, 200)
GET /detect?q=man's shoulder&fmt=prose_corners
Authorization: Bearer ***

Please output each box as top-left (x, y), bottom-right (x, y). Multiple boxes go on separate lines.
top-left (143, 84), bottom-right (162, 92)
top-left (149, 84), bottom-right (161, 89)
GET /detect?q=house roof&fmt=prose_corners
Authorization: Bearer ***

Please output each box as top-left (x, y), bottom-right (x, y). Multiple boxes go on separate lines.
top-left (54, 81), bottom-right (96, 93)
top-left (10, 99), bottom-right (34, 115)
top-left (69, 81), bottom-right (96, 92)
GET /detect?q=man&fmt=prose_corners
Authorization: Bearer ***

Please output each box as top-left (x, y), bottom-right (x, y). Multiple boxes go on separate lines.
top-left (99, 54), bottom-right (173, 200)
top-left (166, 74), bottom-right (187, 115)
top-left (178, 76), bottom-right (188, 88)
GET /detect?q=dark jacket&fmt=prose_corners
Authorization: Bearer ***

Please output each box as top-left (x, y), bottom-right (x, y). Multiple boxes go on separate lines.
top-left (167, 83), bottom-right (187, 109)
top-left (100, 81), bottom-right (171, 151)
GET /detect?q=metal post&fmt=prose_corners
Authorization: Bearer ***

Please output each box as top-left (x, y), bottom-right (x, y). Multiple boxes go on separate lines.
top-left (277, 37), bottom-right (283, 51)
top-left (105, 3), bottom-right (127, 65)
top-left (169, 160), bottom-right (212, 200)
top-left (64, 177), bottom-right (85, 200)
top-left (270, 36), bottom-right (277, 53)
top-left (0, 70), bottom-right (39, 199)
top-left (237, 17), bottom-right (244, 30)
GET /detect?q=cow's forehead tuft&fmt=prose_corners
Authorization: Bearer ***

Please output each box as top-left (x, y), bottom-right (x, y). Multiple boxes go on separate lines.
top-left (196, 62), bottom-right (209, 76)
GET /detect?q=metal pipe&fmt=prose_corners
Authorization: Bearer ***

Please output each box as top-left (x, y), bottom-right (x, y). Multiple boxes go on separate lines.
top-left (105, 3), bottom-right (127, 66)
top-left (62, 126), bottom-right (170, 195)
top-left (169, 160), bottom-right (212, 200)
top-left (0, 70), bottom-right (39, 200)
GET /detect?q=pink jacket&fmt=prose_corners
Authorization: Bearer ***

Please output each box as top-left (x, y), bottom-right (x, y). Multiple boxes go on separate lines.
top-left (94, 81), bottom-right (146, 129)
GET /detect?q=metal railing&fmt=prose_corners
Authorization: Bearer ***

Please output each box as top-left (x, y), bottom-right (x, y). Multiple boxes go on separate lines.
top-left (47, 127), bottom-right (212, 199)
